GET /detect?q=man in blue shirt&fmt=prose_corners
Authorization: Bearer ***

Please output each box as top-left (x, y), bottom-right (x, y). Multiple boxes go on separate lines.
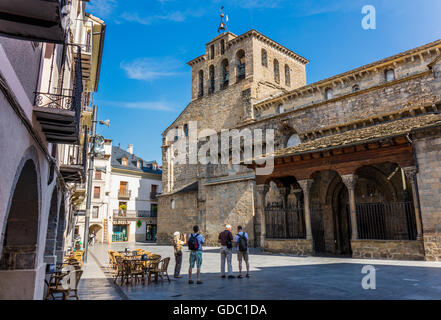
top-left (188, 225), bottom-right (204, 284)
top-left (235, 225), bottom-right (250, 278)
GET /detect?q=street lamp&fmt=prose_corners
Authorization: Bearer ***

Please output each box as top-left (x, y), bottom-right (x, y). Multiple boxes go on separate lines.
top-left (83, 105), bottom-right (109, 263)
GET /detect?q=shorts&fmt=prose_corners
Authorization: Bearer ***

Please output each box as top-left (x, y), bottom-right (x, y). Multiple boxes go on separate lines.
top-left (237, 250), bottom-right (249, 263)
top-left (189, 250), bottom-right (203, 269)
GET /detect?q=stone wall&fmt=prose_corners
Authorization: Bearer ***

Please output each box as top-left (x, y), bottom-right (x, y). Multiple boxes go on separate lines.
top-left (423, 233), bottom-right (441, 261)
top-left (204, 179), bottom-right (255, 246)
top-left (263, 239), bottom-right (313, 256)
top-left (157, 191), bottom-right (199, 245)
top-left (351, 240), bottom-right (425, 260)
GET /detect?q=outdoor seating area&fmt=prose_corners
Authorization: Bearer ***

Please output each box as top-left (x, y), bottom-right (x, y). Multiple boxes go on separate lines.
top-left (45, 250), bottom-right (84, 300)
top-left (108, 249), bottom-right (170, 285)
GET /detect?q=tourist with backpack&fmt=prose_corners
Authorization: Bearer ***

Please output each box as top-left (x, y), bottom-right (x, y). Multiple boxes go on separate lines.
top-left (187, 225), bottom-right (204, 284)
top-left (218, 224), bottom-right (235, 279)
top-left (235, 225), bottom-right (250, 278)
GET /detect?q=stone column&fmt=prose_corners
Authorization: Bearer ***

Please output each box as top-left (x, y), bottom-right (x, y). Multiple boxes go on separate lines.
top-left (278, 187), bottom-right (288, 238)
top-left (403, 166), bottom-right (423, 240)
top-left (341, 174), bottom-right (358, 240)
top-left (298, 179), bottom-right (313, 240)
top-left (256, 184), bottom-right (269, 247)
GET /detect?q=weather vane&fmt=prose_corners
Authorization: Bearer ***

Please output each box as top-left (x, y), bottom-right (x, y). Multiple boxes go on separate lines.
top-left (218, 6), bottom-right (228, 33)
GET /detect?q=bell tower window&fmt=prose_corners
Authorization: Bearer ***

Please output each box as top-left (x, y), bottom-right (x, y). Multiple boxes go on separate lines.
top-left (236, 50), bottom-right (246, 82)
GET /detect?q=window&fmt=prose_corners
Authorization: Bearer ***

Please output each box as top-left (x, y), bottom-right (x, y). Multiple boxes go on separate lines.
top-left (285, 65), bottom-right (291, 87)
top-left (151, 184), bottom-right (158, 194)
top-left (93, 186), bottom-right (100, 199)
top-left (209, 65), bottom-right (215, 94)
top-left (137, 159), bottom-right (142, 168)
top-left (220, 39), bottom-right (225, 55)
top-left (121, 156), bottom-right (128, 166)
top-left (171, 199), bottom-right (175, 209)
top-left (184, 124), bottom-right (189, 137)
top-left (352, 84), bottom-right (360, 92)
top-left (325, 88), bottom-right (333, 100)
top-left (274, 59), bottom-right (280, 84)
top-left (92, 206), bottom-right (99, 219)
top-left (95, 170), bottom-right (102, 180)
top-left (151, 204), bottom-right (158, 216)
top-left (198, 70), bottom-right (204, 97)
top-left (385, 69), bottom-right (395, 82)
top-left (277, 104), bottom-right (284, 114)
top-left (286, 134), bottom-right (301, 148)
top-left (236, 50), bottom-right (246, 82)
top-left (221, 59), bottom-right (229, 89)
top-left (210, 44), bottom-right (215, 59)
top-left (261, 49), bottom-right (267, 67)
top-left (120, 181), bottom-right (128, 190)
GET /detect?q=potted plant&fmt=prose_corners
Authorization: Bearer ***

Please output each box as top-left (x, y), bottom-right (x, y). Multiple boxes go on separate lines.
top-left (119, 204), bottom-right (127, 216)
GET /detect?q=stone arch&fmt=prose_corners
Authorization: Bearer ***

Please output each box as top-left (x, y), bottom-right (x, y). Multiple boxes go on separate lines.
top-left (44, 187), bottom-right (59, 264)
top-left (0, 147), bottom-right (41, 269)
top-left (89, 224), bottom-right (103, 243)
top-left (209, 65), bottom-right (215, 93)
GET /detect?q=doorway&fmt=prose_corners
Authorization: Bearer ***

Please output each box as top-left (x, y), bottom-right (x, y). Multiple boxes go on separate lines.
top-left (146, 224), bottom-right (157, 242)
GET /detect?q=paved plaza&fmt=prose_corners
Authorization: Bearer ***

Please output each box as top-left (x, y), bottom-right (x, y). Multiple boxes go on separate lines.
top-left (78, 243), bottom-right (441, 300)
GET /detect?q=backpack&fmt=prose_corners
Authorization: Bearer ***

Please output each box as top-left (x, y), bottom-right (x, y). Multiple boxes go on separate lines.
top-left (238, 232), bottom-right (248, 252)
top-left (188, 233), bottom-right (199, 251)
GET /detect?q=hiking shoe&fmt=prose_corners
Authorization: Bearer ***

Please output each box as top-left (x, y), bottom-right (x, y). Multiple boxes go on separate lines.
top-left (237, 275), bottom-right (243, 279)
top-left (188, 280), bottom-right (194, 284)
top-left (245, 274), bottom-right (250, 278)
top-left (197, 280), bottom-right (203, 284)
top-left (228, 275), bottom-right (235, 279)
top-left (221, 275), bottom-right (226, 278)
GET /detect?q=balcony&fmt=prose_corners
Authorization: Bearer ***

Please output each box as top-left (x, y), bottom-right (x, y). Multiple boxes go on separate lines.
top-left (0, 0), bottom-right (68, 44)
top-left (150, 192), bottom-right (159, 201)
top-left (113, 210), bottom-right (157, 219)
top-left (59, 132), bottom-right (87, 183)
top-left (118, 189), bottom-right (131, 199)
top-left (34, 49), bottom-right (83, 144)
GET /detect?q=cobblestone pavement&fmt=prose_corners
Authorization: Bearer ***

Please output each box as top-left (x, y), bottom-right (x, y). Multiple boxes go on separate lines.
top-left (77, 243), bottom-right (441, 300)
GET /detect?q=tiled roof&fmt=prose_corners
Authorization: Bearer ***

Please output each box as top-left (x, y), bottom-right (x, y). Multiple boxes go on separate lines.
top-left (268, 113), bottom-right (441, 159)
top-left (111, 146), bottom-right (162, 175)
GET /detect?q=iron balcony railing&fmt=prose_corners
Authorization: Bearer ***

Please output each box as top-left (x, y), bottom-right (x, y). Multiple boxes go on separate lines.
top-left (118, 189), bottom-right (131, 199)
top-left (34, 45), bottom-right (83, 132)
top-left (113, 210), bottom-right (157, 218)
top-left (150, 192), bottom-right (159, 201)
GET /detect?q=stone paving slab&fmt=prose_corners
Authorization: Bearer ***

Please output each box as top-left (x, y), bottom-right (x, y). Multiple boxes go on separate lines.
top-left (77, 243), bottom-right (441, 300)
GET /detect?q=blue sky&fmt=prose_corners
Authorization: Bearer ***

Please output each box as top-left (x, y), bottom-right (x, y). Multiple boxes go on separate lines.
top-left (88, 0), bottom-right (441, 164)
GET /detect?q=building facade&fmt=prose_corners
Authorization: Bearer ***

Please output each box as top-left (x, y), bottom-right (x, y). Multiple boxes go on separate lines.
top-left (75, 142), bottom-right (162, 244)
top-left (0, 1), bottom-right (105, 299)
top-left (159, 29), bottom-right (441, 261)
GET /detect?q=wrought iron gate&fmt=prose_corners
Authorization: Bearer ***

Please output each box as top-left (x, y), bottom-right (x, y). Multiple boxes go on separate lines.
top-left (355, 201), bottom-right (417, 240)
top-left (265, 205), bottom-right (306, 239)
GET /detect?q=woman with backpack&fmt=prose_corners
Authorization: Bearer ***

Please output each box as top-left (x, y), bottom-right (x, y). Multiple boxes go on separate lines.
top-left (235, 225), bottom-right (250, 278)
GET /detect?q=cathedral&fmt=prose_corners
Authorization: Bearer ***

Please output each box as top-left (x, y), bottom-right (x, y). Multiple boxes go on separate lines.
top-left (158, 27), bottom-right (441, 261)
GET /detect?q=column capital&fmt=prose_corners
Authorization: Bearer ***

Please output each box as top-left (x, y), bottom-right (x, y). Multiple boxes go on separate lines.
top-left (297, 179), bottom-right (314, 193)
top-left (341, 174), bottom-right (358, 191)
top-left (403, 166), bottom-right (418, 182)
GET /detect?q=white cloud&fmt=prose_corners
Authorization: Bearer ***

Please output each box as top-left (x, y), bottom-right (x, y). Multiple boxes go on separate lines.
top-left (87, 0), bottom-right (118, 18)
top-left (120, 57), bottom-right (184, 81)
top-left (102, 100), bottom-right (177, 112)
top-left (120, 8), bottom-right (206, 25)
